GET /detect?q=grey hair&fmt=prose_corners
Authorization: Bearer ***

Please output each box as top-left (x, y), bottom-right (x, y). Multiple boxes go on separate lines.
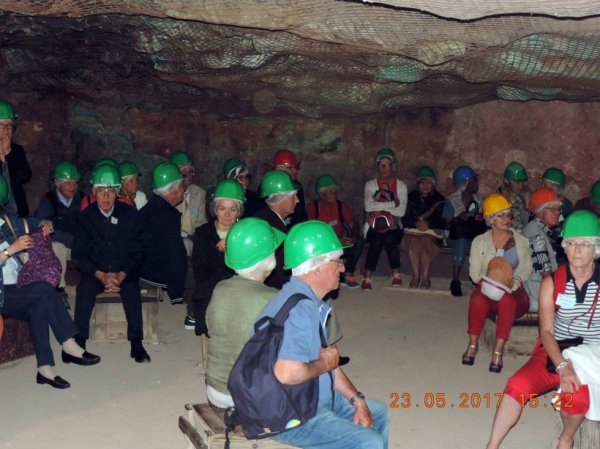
top-left (153, 178), bottom-right (184, 196)
top-left (292, 250), bottom-right (344, 277)
top-left (534, 200), bottom-right (562, 216)
top-left (265, 191), bottom-right (297, 206)
top-left (92, 185), bottom-right (120, 194)
top-left (561, 237), bottom-right (600, 259)
top-left (121, 174), bottom-right (138, 183)
top-left (209, 198), bottom-right (244, 219)
top-left (485, 208), bottom-right (512, 227)
top-left (54, 178), bottom-right (77, 187)
top-left (235, 254), bottom-right (276, 279)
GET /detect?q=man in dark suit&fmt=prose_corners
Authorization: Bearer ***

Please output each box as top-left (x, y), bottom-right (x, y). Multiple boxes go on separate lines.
top-left (272, 149), bottom-right (306, 226)
top-left (254, 170), bottom-right (298, 289)
top-left (0, 101), bottom-right (32, 217)
top-left (72, 165), bottom-right (150, 363)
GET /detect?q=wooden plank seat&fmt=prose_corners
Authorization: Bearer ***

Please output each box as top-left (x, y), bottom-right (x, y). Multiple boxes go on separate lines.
top-left (90, 283), bottom-right (160, 344)
top-left (574, 418), bottom-right (600, 449)
top-left (0, 314), bottom-right (35, 366)
top-left (179, 403), bottom-right (299, 449)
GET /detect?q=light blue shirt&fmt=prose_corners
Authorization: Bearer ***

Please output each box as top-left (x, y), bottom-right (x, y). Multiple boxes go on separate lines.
top-left (56, 189), bottom-right (73, 208)
top-left (255, 277), bottom-right (334, 405)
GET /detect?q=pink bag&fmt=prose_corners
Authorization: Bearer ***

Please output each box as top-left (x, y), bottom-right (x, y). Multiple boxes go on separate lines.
top-left (17, 228), bottom-right (61, 288)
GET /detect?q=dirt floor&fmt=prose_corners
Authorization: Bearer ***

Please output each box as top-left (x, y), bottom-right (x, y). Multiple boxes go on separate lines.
top-left (0, 277), bottom-right (559, 449)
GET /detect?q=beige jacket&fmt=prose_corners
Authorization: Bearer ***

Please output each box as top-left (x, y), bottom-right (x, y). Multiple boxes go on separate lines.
top-left (469, 228), bottom-right (532, 291)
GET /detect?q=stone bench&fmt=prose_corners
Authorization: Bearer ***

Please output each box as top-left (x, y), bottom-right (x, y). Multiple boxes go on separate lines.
top-left (482, 313), bottom-right (539, 356)
top-left (90, 285), bottom-right (160, 344)
top-left (0, 315), bottom-right (35, 366)
top-left (179, 403), bottom-right (298, 449)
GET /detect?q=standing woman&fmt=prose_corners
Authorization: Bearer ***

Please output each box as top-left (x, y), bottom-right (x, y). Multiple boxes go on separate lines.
top-left (192, 179), bottom-right (245, 335)
top-left (462, 193), bottom-right (532, 373)
top-left (0, 174), bottom-right (100, 389)
top-left (361, 147), bottom-right (407, 290)
top-left (487, 210), bottom-right (600, 449)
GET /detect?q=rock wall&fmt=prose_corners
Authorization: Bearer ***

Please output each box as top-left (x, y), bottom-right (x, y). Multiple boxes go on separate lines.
top-left (10, 94), bottom-right (599, 218)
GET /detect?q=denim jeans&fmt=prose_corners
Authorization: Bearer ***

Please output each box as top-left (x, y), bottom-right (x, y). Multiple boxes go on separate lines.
top-left (448, 237), bottom-right (472, 267)
top-left (1, 281), bottom-right (77, 367)
top-left (273, 391), bottom-right (389, 449)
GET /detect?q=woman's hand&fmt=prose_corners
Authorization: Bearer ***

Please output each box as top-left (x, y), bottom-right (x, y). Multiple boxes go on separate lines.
top-left (40, 221), bottom-right (53, 237)
top-left (216, 238), bottom-right (226, 253)
top-left (558, 362), bottom-right (581, 393)
top-left (8, 234), bottom-right (33, 254)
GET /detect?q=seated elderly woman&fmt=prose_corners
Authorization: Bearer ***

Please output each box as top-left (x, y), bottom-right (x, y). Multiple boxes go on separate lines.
top-left (119, 161), bottom-right (147, 210)
top-left (205, 217), bottom-right (284, 408)
top-left (402, 166), bottom-right (445, 289)
top-left (0, 174), bottom-right (100, 389)
top-left (523, 188), bottom-right (563, 312)
top-left (486, 210), bottom-right (600, 449)
top-left (192, 179), bottom-right (245, 336)
top-left (462, 193), bottom-right (532, 373)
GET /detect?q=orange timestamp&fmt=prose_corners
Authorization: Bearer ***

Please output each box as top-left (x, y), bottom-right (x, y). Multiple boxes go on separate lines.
top-left (517, 393), bottom-right (573, 408)
top-left (389, 392), bottom-right (505, 409)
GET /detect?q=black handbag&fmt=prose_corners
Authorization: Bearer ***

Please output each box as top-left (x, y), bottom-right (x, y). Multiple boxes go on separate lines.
top-left (545, 337), bottom-right (583, 373)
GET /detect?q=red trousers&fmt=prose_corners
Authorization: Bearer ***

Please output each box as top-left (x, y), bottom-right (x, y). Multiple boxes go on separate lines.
top-left (468, 285), bottom-right (529, 341)
top-left (504, 340), bottom-right (590, 415)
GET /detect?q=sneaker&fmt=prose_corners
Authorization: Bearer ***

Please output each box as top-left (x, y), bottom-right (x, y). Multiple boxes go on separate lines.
top-left (450, 280), bottom-right (463, 297)
top-left (361, 279), bottom-right (372, 290)
top-left (392, 274), bottom-right (402, 287)
top-left (183, 315), bottom-right (196, 331)
top-left (341, 274), bottom-right (360, 289)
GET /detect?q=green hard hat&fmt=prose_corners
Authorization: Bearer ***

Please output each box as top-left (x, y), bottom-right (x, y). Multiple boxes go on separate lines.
top-left (541, 167), bottom-right (566, 188)
top-left (416, 166), bottom-right (436, 181)
top-left (375, 147), bottom-right (396, 164)
top-left (119, 161), bottom-right (141, 178)
top-left (0, 101), bottom-right (16, 121)
top-left (53, 161), bottom-right (80, 180)
top-left (504, 161), bottom-right (528, 182)
top-left (259, 170), bottom-right (295, 197)
top-left (315, 174), bottom-right (339, 194)
top-left (92, 164), bottom-right (121, 187)
top-left (169, 151), bottom-right (193, 167)
top-left (212, 179), bottom-right (245, 202)
top-left (284, 220), bottom-right (349, 269)
top-left (93, 157), bottom-right (118, 170)
top-left (561, 210), bottom-right (600, 238)
top-left (152, 162), bottom-right (183, 189)
top-left (0, 174), bottom-right (9, 205)
top-left (591, 180), bottom-right (600, 206)
top-left (223, 158), bottom-right (246, 178)
top-left (224, 217), bottom-right (286, 270)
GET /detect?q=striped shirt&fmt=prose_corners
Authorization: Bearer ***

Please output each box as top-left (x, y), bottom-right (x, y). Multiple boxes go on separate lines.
top-left (554, 264), bottom-right (600, 343)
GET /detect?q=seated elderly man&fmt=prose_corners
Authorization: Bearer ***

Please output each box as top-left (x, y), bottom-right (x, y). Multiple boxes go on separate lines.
top-left (139, 162), bottom-right (187, 305)
top-left (254, 220), bottom-right (388, 449)
top-left (254, 170), bottom-right (298, 289)
top-left (307, 174), bottom-right (364, 289)
top-left (205, 217), bottom-right (284, 408)
top-left (35, 161), bottom-right (84, 291)
top-left (522, 188), bottom-right (563, 312)
top-left (119, 161), bottom-right (147, 210)
top-left (72, 164), bottom-right (150, 363)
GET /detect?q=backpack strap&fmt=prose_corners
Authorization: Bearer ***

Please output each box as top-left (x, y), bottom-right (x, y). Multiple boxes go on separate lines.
top-left (552, 265), bottom-right (568, 305)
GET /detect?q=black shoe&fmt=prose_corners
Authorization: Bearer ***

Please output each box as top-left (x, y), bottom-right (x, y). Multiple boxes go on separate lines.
top-left (36, 372), bottom-right (71, 389)
top-left (489, 351), bottom-right (503, 373)
top-left (75, 336), bottom-right (87, 350)
top-left (461, 344), bottom-right (478, 366)
top-left (130, 339), bottom-right (151, 363)
top-left (62, 350), bottom-right (101, 366)
top-left (450, 280), bottom-right (463, 297)
top-left (339, 356), bottom-right (350, 366)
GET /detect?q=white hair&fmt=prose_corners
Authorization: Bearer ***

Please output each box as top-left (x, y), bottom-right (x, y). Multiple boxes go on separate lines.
top-left (561, 237), bottom-right (600, 259)
top-left (534, 200), bottom-right (562, 216)
top-left (54, 178), bottom-right (76, 187)
top-left (485, 208), bottom-right (512, 227)
top-left (121, 174), bottom-right (138, 183)
top-left (266, 191), bottom-right (297, 206)
top-left (93, 185), bottom-right (120, 194)
top-left (153, 179), bottom-right (183, 196)
top-left (292, 250), bottom-right (343, 277)
top-left (235, 254), bottom-right (276, 279)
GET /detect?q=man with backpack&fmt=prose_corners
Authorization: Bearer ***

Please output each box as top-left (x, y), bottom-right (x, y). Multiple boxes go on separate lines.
top-left (307, 174), bottom-right (363, 289)
top-left (235, 220), bottom-right (388, 449)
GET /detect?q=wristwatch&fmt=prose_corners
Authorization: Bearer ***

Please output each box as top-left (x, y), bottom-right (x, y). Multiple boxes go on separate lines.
top-left (349, 391), bottom-right (366, 406)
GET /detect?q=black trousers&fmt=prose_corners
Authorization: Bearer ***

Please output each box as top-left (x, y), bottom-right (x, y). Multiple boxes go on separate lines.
top-left (74, 273), bottom-right (143, 340)
top-left (364, 228), bottom-right (402, 272)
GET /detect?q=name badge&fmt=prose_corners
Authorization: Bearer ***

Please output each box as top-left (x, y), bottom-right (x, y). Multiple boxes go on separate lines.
top-left (495, 249), bottom-right (505, 257)
top-left (110, 217), bottom-right (119, 225)
top-left (556, 293), bottom-right (576, 309)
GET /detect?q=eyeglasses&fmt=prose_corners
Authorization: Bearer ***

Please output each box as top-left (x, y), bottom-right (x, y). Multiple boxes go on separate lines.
top-left (328, 258), bottom-right (345, 267)
top-left (564, 241), bottom-right (595, 250)
top-left (237, 174), bottom-right (252, 181)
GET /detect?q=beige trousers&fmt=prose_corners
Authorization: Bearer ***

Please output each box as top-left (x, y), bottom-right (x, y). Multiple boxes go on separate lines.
top-left (51, 241), bottom-right (71, 288)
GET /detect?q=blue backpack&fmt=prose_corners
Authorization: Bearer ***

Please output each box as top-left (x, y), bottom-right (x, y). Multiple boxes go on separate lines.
top-left (227, 293), bottom-right (330, 440)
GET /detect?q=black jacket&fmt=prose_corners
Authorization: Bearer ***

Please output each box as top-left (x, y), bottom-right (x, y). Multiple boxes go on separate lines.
top-left (289, 181), bottom-right (307, 226)
top-left (139, 194), bottom-right (187, 300)
top-left (3, 143), bottom-right (32, 217)
top-left (402, 189), bottom-right (446, 229)
top-left (254, 207), bottom-right (290, 289)
top-left (72, 201), bottom-right (143, 277)
top-left (34, 190), bottom-right (84, 247)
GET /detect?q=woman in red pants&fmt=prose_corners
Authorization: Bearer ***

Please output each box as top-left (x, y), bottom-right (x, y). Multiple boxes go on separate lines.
top-left (461, 193), bottom-right (532, 373)
top-left (486, 210), bottom-right (600, 449)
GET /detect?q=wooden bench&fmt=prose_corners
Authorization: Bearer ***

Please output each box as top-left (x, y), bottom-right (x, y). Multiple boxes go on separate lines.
top-left (179, 403), bottom-right (298, 449)
top-left (482, 314), bottom-right (539, 356)
top-left (575, 418), bottom-right (600, 449)
top-left (90, 286), bottom-right (160, 344)
top-left (0, 315), bottom-right (35, 366)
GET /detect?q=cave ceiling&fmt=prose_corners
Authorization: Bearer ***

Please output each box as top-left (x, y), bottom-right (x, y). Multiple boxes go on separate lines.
top-left (2, 1), bottom-right (600, 118)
